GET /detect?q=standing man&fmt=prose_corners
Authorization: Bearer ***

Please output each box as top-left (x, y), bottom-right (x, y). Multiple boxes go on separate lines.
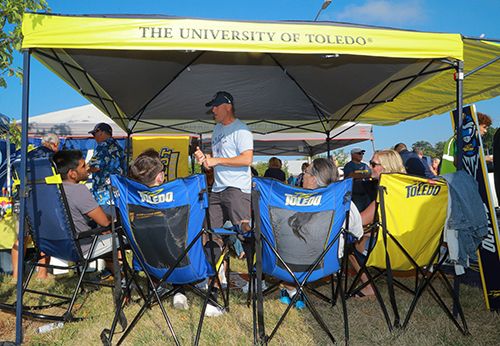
top-left (11, 133), bottom-right (60, 282)
top-left (343, 148), bottom-right (371, 180)
top-left (88, 123), bottom-right (126, 213)
top-left (343, 148), bottom-right (372, 211)
top-left (394, 143), bottom-right (427, 177)
top-left (193, 91), bottom-right (253, 316)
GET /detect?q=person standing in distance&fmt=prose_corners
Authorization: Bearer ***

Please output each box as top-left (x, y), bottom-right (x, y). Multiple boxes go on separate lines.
top-left (193, 91), bottom-right (253, 316)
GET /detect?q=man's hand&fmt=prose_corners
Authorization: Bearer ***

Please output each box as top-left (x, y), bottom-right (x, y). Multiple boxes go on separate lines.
top-left (194, 146), bottom-right (213, 169)
top-left (194, 146), bottom-right (206, 164)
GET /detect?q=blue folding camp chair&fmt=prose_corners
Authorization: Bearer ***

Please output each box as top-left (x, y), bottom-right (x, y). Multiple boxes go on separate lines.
top-left (101, 173), bottom-right (235, 346)
top-left (252, 177), bottom-right (353, 345)
top-left (0, 158), bottom-right (124, 322)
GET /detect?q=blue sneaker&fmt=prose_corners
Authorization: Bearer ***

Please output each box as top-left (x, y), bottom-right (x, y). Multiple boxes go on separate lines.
top-left (279, 288), bottom-right (291, 305)
top-left (294, 293), bottom-right (306, 310)
top-left (91, 268), bottom-right (114, 283)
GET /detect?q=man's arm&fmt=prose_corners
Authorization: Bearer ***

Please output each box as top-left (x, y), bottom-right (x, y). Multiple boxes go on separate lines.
top-left (86, 206), bottom-right (112, 227)
top-left (344, 162), bottom-right (370, 180)
top-left (347, 172), bottom-right (370, 179)
top-left (205, 150), bottom-right (253, 168)
top-left (87, 146), bottom-right (104, 173)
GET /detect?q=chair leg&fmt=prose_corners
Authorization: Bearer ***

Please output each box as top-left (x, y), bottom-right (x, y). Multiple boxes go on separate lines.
top-left (336, 272), bottom-right (349, 345)
top-left (300, 290), bottom-right (336, 344)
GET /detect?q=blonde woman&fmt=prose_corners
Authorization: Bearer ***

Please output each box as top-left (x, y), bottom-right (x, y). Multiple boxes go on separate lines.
top-left (351, 149), bottom-right (406, 298)
top-left (430, 158), bottom-right (440, 177)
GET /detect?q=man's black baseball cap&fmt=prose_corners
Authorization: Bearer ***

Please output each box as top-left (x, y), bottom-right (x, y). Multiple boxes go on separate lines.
top-left (88, 122), bottom-right (112, 135)
top-left (205, 91), bottom-right (234, 107)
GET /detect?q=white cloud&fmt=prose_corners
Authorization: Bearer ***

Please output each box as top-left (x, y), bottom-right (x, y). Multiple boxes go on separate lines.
top-left (330, 0), bottom-right (427, 27)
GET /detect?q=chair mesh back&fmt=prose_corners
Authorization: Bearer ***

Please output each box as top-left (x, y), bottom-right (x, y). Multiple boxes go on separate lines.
top-left (13, 158), bottom-right (80, 262)
top-left (111, 174), bottom-right (212, 284)
top-left (254, 177), bottom-right (352, 283)
top-left (366, 173), bottom-right (448, 270)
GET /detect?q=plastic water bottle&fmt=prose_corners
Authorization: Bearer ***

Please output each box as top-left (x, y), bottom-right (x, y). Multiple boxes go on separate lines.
top-left (35, 322), bottom-right (64, 334)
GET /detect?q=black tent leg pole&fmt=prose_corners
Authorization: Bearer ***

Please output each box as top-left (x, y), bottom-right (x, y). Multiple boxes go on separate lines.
top-left (453, 59), bottom-right (464, 317)
top-left (455, 60), bottom-right (464, 171)
top-left (125, 133), bottom-right (131, 174)
top-left (326, 132), bottom-right (331, 159)
top-left (16, 48), bottom-right (31, 344)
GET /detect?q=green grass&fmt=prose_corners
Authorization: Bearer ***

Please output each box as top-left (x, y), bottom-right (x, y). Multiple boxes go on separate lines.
top-left (1, 256), bottom-right (500, 345)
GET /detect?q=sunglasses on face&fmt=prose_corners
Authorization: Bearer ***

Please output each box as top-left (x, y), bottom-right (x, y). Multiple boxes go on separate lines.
top-left (369, 161), bottom-right (381, 168)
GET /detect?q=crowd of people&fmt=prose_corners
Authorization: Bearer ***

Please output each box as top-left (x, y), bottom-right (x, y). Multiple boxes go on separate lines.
top-left (11, 89), bottom-right (495, 314)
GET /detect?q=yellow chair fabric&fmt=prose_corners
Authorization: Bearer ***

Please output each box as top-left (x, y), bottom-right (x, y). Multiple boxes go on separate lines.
top-left (366, 173), bottom-right (448, 271)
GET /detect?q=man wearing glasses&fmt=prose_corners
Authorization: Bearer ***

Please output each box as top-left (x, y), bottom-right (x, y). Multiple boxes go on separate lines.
top-left (88, 123), bottom-right (126, 214)
top-left (343, 148), bottom-right (371, 180)
top-left (343, 147), bottom-right (372, 211)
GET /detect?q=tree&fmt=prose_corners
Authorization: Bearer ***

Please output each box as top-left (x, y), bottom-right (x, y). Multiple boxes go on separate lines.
top-left (0, 119), bottom-right (21, 149)
top-left (434, 141), bottom-right (445, 159)
top-left (253, 161), bottom-right (268, 177)
top-left (332, 148), bottom-right (349, 167)
top-left (482, 126), bottom-right (496, 156)
top-left (411, 140), bottom-right (434, 158)
top-left (1, 0), bottom-right (50, 89)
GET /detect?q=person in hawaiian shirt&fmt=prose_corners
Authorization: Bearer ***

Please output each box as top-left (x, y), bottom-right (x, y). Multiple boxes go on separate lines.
top-left (88, 123), bottom-right (126, 213)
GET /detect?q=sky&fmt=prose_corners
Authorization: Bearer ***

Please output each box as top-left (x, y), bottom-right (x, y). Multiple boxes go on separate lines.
top-left (1, 0), bottom-right (500, 163)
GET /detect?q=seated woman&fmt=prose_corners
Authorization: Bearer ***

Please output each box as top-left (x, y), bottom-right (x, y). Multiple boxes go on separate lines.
top-left (349, 149), bottom-right (406, 299)
top-left (280, 158), bottom-right (364, 309)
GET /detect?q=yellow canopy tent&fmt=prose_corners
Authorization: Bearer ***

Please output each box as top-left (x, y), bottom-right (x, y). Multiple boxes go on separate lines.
top-left (20, 13), bottom-right (500, 136)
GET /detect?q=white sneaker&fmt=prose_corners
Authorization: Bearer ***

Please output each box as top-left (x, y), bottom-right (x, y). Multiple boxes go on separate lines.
top-left (195, 278), bottom-right (209, 290)
top-left (242, 279), bottom-right (268, 294)
top-left (173, 293), bottom-right (189, 310)
top-left (205, 304), bottom-right (224, 317)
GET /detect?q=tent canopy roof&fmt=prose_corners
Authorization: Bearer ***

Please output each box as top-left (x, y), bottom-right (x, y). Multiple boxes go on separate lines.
top-left (21, 13), bottom-right (500, 135)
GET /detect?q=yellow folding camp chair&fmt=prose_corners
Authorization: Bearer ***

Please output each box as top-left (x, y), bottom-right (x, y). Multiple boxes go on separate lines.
top-left (348, 172), bottom-right (469, 334)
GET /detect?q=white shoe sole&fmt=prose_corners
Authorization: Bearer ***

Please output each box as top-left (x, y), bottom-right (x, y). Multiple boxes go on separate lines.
top-left (205, 304), bottom-right (224, 317)
top-left (242, 280), bottom-right (268, 294)
top-left (173, 294), bottom-right (188, 310)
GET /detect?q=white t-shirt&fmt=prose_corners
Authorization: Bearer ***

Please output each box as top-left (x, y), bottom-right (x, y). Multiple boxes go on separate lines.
top-left (339, 203), bottom-right (364, 258)
top-left (211, 118), bottom-right (253, 194)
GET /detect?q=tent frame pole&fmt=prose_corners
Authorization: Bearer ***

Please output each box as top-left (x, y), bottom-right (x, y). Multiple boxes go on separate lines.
top-left (16, 48), bottom-right (31, 344)
top-left (455, 60), bottom-right (464, 171)
top-left (7, 132), bottom-right (11, 196)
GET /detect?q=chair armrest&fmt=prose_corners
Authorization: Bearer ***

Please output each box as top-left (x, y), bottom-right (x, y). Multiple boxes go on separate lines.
top-left (75, 226), bottom-right (111, 239)
top-left (210, 227), bottom-right (239, 236)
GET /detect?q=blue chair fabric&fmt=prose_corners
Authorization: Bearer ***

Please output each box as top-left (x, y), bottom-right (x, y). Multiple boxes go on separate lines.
top-left (253, 177), bottom-right (352, 344)
top-left (1, 158), bottom-right (117, 322)
top-left (103, 173), bottom-right (233, 346)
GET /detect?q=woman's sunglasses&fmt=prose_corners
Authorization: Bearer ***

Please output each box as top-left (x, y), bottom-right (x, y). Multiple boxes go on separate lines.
top-left (369, 161), bottom-right (381, 168)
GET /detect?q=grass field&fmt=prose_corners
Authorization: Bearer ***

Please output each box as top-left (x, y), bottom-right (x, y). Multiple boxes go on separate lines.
top-left (1, 255), bottom-right (499, 345)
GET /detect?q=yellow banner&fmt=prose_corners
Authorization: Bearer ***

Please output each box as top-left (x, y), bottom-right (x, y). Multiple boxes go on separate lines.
top-left (22, 14), bottom-right (463, 60)
top-left (132, 136), bottom-right (190, 181)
